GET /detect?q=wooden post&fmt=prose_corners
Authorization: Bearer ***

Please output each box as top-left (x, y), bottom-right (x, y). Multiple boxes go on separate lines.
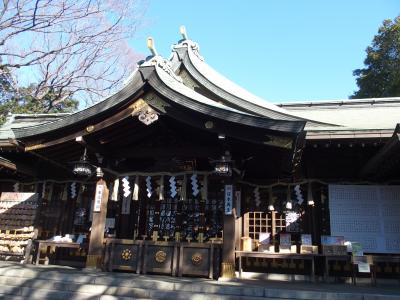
top-left (119, 194), bottom-right (131, 238)
top-left (86, 177), bottom-right (109, 268)
top-left (221, 183), bottom-right (236, 278)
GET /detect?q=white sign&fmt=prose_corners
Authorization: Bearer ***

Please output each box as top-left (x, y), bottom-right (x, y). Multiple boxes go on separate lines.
top-left (121, 196), bottom-right (131, 215)
top-left (329, 185), bottom-right (400, 254)
top-left (224, 185), bottom-right (233, 215)
top-left (259, 232), bottom-right (270, 245)
top-left (357, 262), bottom-right (371, 273)
top-left (0, 192), bottom-right (37, 202)
top-left (93, 184), bottom-right (104, 212)
top-left (105, 218), bottom-right (115, 229)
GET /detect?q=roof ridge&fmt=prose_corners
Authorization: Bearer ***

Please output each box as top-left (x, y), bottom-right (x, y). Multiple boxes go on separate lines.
top-left (279, 97), bottom-right (400, 107)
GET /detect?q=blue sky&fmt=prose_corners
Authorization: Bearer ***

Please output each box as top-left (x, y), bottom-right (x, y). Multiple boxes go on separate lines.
top-left (130, 0), bottom-right (399, 103)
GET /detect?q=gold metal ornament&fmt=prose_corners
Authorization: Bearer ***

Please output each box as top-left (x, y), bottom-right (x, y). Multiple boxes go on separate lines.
top-left (191, 253), bottom-right (203, 266)
top-left (155, 250), bottom-right (167, 263)
top-left (121, 249), bottom-right (133, 261)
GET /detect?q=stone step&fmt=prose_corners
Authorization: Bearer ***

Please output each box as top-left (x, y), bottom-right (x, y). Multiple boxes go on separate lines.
top-left (0, 292), bottom-right (149, 300)
top-left (0, 284), bottom-right (274, 300)
top-left (0, 264), bottom-right (399, 300)
top-left (0, 267), bottom-right (269, 299)
top-left (0, 275), bottom-right (280, 300)
top-left (1, 278), bottom-right (399, 300)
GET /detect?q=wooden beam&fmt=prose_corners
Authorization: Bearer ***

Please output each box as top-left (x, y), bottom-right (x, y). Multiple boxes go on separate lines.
top-left (25, 98), bottom-right (146, 151)
top-left (96, 121), bottom-right (158, 146)
top-left (0, 157), bottom-right (16, 171)
top-left (360, 132), bottom-right (400, 178)
top-left (113, 146), bottom-right (221, 158)
top-left (8, 139), bottom-right (72, 174)
top-left (74, 136), bottom-right (119, 177)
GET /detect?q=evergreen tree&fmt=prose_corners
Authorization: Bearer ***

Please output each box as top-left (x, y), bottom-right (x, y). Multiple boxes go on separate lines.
top-left (0, 66), bottom-right (17, 102)
top-left (351, 16), bottom-right (400, 98)
top-left (0, 68), bottom-right (78, 125)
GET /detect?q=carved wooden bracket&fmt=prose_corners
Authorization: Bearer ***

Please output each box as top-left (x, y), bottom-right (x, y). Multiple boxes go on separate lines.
top-left (131, 98), bottom-right (159, 126)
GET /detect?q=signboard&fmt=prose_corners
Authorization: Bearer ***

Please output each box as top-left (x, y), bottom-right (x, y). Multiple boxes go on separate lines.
top-left (358, 262), bottom-right (371, 273)
top-left (105, 218), bottom-right (115, 229)
top-left (353, 255), bottom-right (371, 273)
top-left (301, 234), bottom-right (312, 245)
top-left (351, 242), bottom-right (364, 256)
top-left (280, 233), bottom-right (291, 246)
top-left (285, 211), bottom-right (301, 232)
top-left (321, 235), bottom-right (345, 245)
top-left (93, 184), bottom-right (104, 212)
top-left (121, 196), bottom-right (131, 215)
top-left (329, 185), bottom-right (400, 254)
top-left (259, 232), bottom-right (270, 245)
top-left (224, 185), bottom-right (233, 215)
top-left (0, 192), bottom-right (38, 202)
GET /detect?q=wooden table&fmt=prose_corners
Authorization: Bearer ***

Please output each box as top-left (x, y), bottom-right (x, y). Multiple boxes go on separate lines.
top-left (35, 240), bottom-right (81, 265)
top-left (323, 254), bottom-right (352, 283)
top-left (323, 255), bottom-right (400, 285)
top-left (369, 255), bottom-right (400, 285)
top-left (235, 251), bottom-right (317, 282)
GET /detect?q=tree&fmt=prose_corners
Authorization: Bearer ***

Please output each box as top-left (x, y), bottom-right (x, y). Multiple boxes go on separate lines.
top-left (351, 16), bottom-right (400, 99)
top-left (0, 66), bottom-right (78, 124)
top-left (0, 0), bottom-right (145, 107)
top-left (0, 65), bottom-right (15, 102)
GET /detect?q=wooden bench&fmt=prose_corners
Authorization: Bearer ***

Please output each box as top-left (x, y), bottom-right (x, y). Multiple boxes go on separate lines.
top-left (235, 251), bottom-right (317, 282)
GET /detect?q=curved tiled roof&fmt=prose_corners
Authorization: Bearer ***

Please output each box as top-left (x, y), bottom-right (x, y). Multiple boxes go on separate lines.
top-left (280, 97), bottom-right (400, 130)
top-left (170, 38), bottom-right (336, 128)
top-left (4, 54), bottom-right (306, 140)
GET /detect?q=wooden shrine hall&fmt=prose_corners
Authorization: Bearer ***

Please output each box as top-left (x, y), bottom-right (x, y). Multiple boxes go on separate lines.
top-left (0, 27), bottom-right (399, 281)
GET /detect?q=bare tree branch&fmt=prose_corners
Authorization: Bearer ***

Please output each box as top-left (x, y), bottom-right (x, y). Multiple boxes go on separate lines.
top-left (0, 0), bottom-right (146, 107)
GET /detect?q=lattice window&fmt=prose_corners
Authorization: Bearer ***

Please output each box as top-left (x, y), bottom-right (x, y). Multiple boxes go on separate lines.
top-left (204, 196), bottom-right (223, 240)
top-left (145, 199), bottom-right (155, 235)
top-left (244, 212), bottom-right (270, 241)
top-left (159, 198), bottom-right (177, 238)
top-left (275, 212), bottom-right (286, 234)
top-left (181, 197), bottom-right (201, 240)
top-left (244, 211), bottom-right (286, 241)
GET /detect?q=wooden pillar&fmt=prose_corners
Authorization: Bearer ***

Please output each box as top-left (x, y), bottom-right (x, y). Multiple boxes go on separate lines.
top-left (221, 183), bottom-right (236, 278)
top-left (119, 194), bottom-right (131, 238)
top-left (152, 197), bottom-right (161, 241)
top-left (174, 199), bottom-right (183, 241)
top-left (86, 177), bottom-right (109, 268)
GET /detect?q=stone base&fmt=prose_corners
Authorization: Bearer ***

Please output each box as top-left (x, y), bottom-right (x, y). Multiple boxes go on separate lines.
top-left (220, 262), bottom-right (236, 279)
top-left (85, 254), bottom-right (102, 269)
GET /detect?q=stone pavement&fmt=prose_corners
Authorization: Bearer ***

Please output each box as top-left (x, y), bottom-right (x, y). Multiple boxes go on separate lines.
top-left (0, 262), bottom-right (398, 299)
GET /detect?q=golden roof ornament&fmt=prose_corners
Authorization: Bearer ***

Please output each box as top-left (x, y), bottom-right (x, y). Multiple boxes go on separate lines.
top-left (147, 37), bottom-right (158, 56)
top-left (180, 25), bottom-right (188, 40)
top-left (141, 36), bottom-right (183, 83)
top-left (173, 26), bottom-right (204, 61)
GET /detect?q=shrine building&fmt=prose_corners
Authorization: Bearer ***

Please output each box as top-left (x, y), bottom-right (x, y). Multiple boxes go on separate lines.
top-left (0, 27), bottom-right (399, 281)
